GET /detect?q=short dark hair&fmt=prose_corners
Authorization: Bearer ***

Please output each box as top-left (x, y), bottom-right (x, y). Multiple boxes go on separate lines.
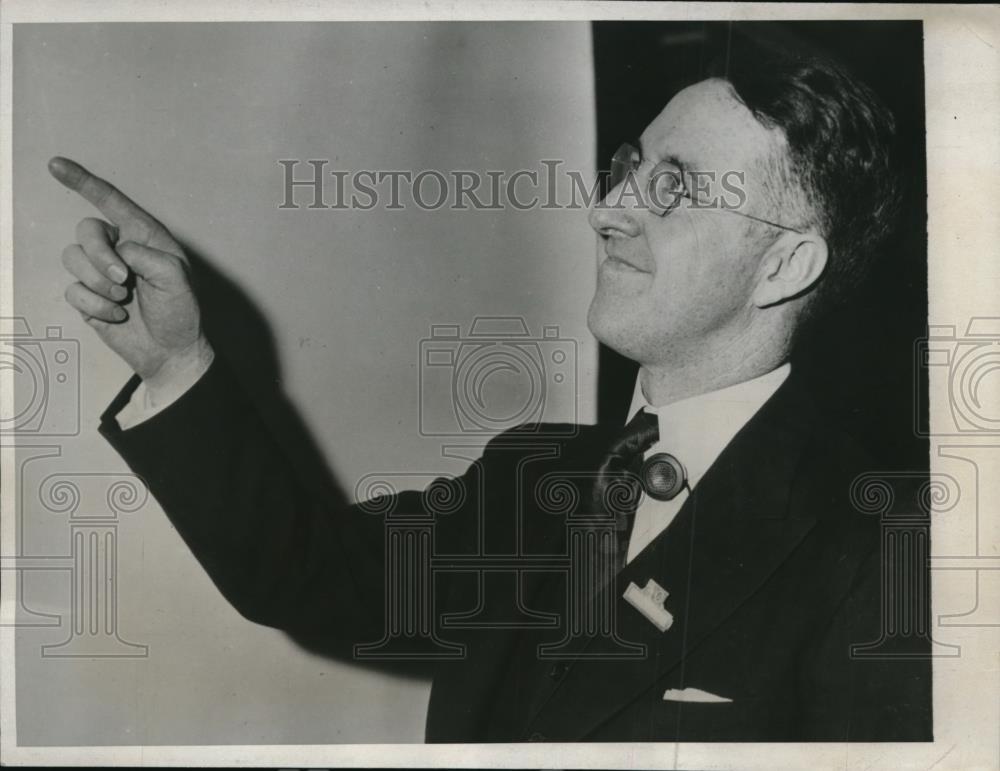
top-left (710, 38), bottom-right (902, 316)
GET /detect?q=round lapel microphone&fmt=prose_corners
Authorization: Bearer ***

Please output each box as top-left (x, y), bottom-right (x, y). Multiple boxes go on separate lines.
top-left (639, 452), bottom-right (688, 501)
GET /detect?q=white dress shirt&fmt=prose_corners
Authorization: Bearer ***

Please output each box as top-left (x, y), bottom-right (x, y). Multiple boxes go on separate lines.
top-left (623, 364), bottom-right (791, 563)
top-left (116, 350), bottom-right (215, 430)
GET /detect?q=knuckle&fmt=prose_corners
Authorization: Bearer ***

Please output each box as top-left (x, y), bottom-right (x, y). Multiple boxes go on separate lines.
top-left (89, 276), bottom-right (115, 297)
top-left (74, 217), bottom-right (98, 237)
top-left (87, 295), bottom-right (111, 315)
top-left (92, 184), bottom-right (113, 208)
top-left (60, 243), bottom-right (80, 268)
top-left (76, 217), bottom-right (113, 248)
top-left (84, 244), bottom-right (115, 269)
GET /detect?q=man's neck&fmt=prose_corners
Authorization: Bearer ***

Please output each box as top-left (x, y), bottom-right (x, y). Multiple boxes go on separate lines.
top-left (638, 332), bottom-right (788, 407)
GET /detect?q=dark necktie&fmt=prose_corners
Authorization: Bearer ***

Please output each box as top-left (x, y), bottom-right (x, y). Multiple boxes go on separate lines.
top-left (593, 409), bottom-right (660, 572)
top-left (593, 409), bottom-right (690, 572)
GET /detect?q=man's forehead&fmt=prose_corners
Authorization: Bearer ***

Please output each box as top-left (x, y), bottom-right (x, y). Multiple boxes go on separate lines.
top-left (639, 78), bottom-right (779, 171)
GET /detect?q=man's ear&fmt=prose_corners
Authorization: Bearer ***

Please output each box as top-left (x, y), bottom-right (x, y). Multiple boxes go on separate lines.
top-left (752, 232), bottom-right (829, 308)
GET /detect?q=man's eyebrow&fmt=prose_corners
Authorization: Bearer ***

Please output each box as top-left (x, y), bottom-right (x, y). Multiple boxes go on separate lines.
top-left (639, 137), bottom-right (691, 172)
top-left (664, 153), bottom-right (689, 173)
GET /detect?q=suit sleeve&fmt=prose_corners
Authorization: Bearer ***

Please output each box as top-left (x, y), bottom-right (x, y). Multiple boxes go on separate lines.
top-left (98, 355), bottom-right (398, 655)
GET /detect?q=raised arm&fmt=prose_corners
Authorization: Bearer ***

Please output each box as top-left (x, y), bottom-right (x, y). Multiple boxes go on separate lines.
top-left (50, 157), bottom-right (388, 652)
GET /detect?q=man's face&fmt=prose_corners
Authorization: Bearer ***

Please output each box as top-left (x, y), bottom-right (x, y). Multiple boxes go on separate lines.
top-left (587, 78), bottom-right (787, 368)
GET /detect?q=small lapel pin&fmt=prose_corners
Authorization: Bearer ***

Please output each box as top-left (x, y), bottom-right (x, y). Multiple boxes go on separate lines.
top-left (623, 578), bottom-right (673, 632)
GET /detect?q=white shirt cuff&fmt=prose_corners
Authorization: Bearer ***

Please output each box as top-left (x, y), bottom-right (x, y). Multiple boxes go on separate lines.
top-left (116, 348), bottom-right (216, 430)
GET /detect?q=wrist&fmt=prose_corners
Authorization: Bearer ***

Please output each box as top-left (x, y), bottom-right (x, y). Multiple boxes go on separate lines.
top-left (142, 338), bottom-right (215, 408)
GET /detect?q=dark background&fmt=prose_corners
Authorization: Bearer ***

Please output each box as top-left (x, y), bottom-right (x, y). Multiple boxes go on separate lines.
top-left (592, 20), bottom-right (927, 472)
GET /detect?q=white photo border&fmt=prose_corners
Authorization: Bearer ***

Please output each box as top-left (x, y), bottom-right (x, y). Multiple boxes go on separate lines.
top-left (2, 2), bottom-right (998, 769)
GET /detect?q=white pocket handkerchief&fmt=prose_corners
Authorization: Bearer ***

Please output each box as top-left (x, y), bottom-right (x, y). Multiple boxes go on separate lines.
top-left (662, 687), bottom-right (733, 704)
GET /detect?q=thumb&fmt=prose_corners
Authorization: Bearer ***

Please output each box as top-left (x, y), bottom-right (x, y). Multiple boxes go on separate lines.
top-left (117, 241), bottom-right (187, 288)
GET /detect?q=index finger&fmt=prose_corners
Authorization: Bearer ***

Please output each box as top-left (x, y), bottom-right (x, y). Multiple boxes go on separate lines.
top-left (48, 156), bottom-right (161, 233)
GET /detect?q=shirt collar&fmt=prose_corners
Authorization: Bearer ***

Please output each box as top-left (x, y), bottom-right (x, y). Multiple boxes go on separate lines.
top-left (625, 364), bottom-right (792, 490)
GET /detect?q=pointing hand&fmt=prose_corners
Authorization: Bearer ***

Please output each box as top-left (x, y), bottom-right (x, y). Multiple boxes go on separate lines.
top-left (50, 156), bottom-right (212, 390)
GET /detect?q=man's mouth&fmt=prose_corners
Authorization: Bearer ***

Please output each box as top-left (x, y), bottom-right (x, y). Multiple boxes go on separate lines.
top-left (603, 249), bottom-right (651, 274)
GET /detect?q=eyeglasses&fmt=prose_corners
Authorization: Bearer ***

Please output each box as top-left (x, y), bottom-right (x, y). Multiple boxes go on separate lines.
top-left (607, 141), bottom-right (803, 233)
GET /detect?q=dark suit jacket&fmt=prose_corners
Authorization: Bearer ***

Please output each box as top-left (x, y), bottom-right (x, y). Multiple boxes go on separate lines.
top-left (99, 356), bottom-right (932, 742)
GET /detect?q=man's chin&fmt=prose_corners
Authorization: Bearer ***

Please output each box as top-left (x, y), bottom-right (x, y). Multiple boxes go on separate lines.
top-left (587, 297), bottom-right (633, 358)
top-left (587, 294), bottom-right (670, 368)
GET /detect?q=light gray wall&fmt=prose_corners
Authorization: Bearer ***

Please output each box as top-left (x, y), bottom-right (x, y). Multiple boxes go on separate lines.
top-left (12, 22), bottom-right (597, 744)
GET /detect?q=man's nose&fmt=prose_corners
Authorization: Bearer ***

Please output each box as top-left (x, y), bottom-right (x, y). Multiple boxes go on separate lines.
top-left (588, 183), bottom-right (642, 238)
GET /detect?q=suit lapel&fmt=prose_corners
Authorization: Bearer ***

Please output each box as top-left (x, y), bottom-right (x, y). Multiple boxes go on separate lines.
top-left (522, 374), bottom-right (821, 739)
